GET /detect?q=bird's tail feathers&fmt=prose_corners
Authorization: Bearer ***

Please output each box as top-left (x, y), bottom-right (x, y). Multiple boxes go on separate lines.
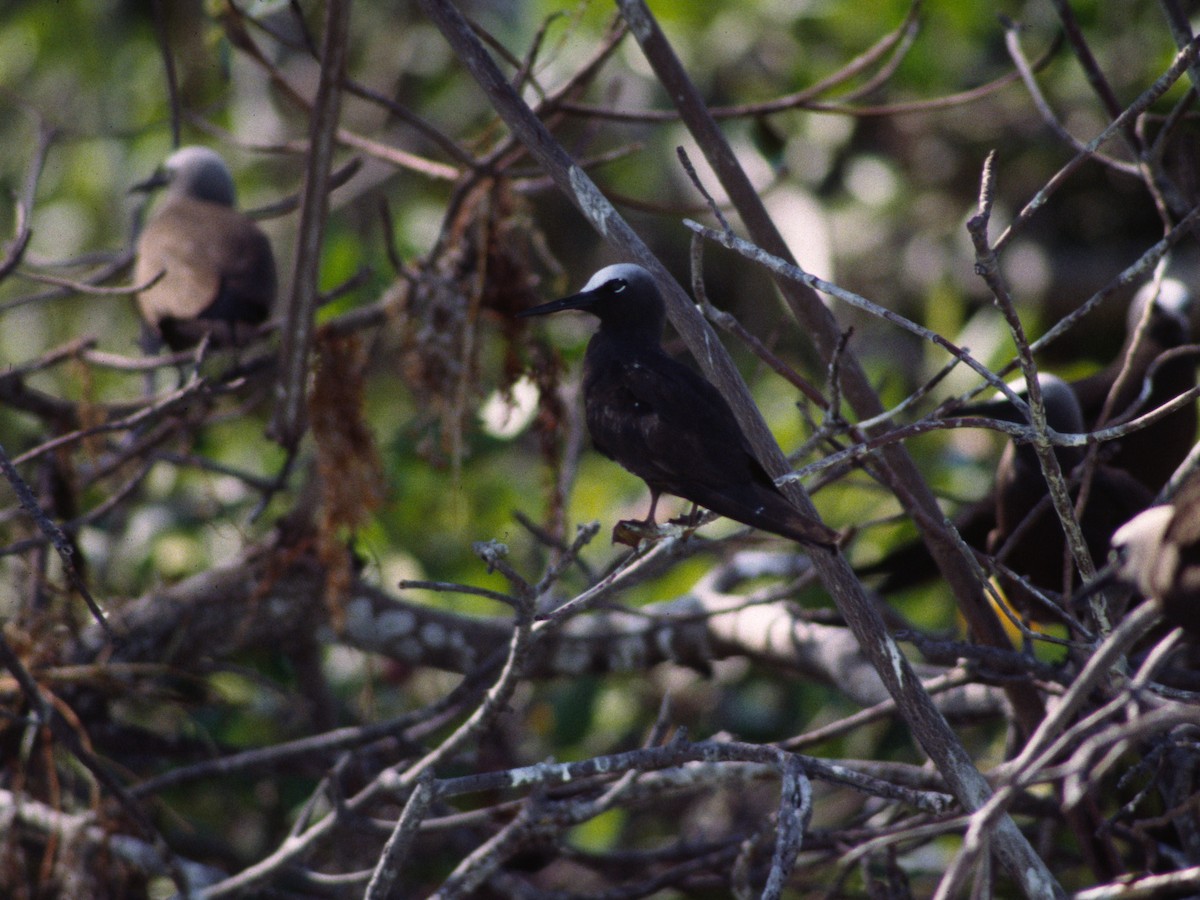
top-left (699, 489), bottom-right (839, 550)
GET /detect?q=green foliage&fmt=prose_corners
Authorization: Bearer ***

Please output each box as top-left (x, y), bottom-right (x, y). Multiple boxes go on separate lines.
top-left (2, 1), bottom-right (1199, 896)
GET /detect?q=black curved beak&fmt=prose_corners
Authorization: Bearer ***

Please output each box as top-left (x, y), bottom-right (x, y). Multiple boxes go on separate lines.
top-left (516, 290), bottom-right (597, 319)
top-left (130, 167), bottom-right (171, 195)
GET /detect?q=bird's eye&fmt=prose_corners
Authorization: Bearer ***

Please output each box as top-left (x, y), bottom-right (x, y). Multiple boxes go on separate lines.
top-left (610, 279), bottom-right (627, 294)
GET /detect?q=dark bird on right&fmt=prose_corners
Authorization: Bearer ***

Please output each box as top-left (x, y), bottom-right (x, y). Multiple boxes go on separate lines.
top-left (133, 146), bottom-right (277, 351)
top-left (1107, 465), bottom-right (1200, 638)
top-left (517, 263), bottom-right (838, 551)
top-left (983, 374), bottom-right (1153, 616)
top-left (862, 279), bottom-right (1196, 595)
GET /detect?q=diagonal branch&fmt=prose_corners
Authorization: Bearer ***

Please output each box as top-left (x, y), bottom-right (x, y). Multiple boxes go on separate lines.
top-left (418, 1), bottom-right (1061, 895)
top-left (612, 0), bottom-right (1049, 741)
top-left (268, 0), bottom-right (353, 450)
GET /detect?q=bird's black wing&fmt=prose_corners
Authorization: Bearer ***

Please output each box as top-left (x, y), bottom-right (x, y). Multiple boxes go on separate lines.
top-left (586, 350), bottom-right (778, 498)
top-left (585, 347), bottom-right (837, 547)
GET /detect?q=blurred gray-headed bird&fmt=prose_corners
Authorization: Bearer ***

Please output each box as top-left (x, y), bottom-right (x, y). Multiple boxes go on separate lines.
top-left (133, 146), bottom-right (276, 351)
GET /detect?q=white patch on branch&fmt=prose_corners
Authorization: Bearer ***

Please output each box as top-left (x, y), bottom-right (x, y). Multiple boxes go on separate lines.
top-left (569, 165), bottom-right (611, 237)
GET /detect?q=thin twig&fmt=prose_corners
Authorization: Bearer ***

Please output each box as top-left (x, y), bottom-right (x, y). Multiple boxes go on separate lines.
top-left (965, 152), bottom-right (1097, 590)
top-left (363, 772), bottom-right (435, 900)
top-left (1002, 19), bottom-right (1138, 176)
top-left (269, 0), bottom-right (353, 449)
top-left (0, 442), bottom-right (112, 639)
top-left (0, 124), bottom-right (55, 283)
top-left (993, 34), bottom-right (1200, 252)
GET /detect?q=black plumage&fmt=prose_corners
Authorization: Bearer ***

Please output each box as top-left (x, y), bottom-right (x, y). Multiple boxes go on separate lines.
top-left (863, 279), bottom-right (1196, 594)
top-left (517, 264), bottom-right (837, 550)
top-left (133, 146), bottom-right (276, 351)
top-left (984, 374), bottom-right (1153, 616)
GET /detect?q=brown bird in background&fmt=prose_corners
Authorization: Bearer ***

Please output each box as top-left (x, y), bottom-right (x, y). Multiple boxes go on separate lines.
top-left (133, 146), bottom-right (276, 351)
top-left (983, 374), bottom-right (1153, 617)
top-left (861, 279), bottom-right (1196, 594)
top-left (518, 264), bottom-right (838, 550)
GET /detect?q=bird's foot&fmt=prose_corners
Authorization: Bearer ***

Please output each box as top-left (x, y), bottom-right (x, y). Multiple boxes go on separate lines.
top-left (666, 510), bottom-right (706, 542)
top-left (668, 505), bottom-right (705, 529)
top-left (612, 518), bottom-right (686, 548)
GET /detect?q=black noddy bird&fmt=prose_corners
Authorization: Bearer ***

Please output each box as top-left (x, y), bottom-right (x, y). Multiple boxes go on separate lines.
top-left (862, 279), bottom-right (1196, 594)
top-left (984, 374), bottom-right (1153, 615)
top-left (517, 263), bottom-right (838, 550)
top-left (133, 146), bottom-right (277, 351)
top-left (1106, 465), bottom-right (1200, 638)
